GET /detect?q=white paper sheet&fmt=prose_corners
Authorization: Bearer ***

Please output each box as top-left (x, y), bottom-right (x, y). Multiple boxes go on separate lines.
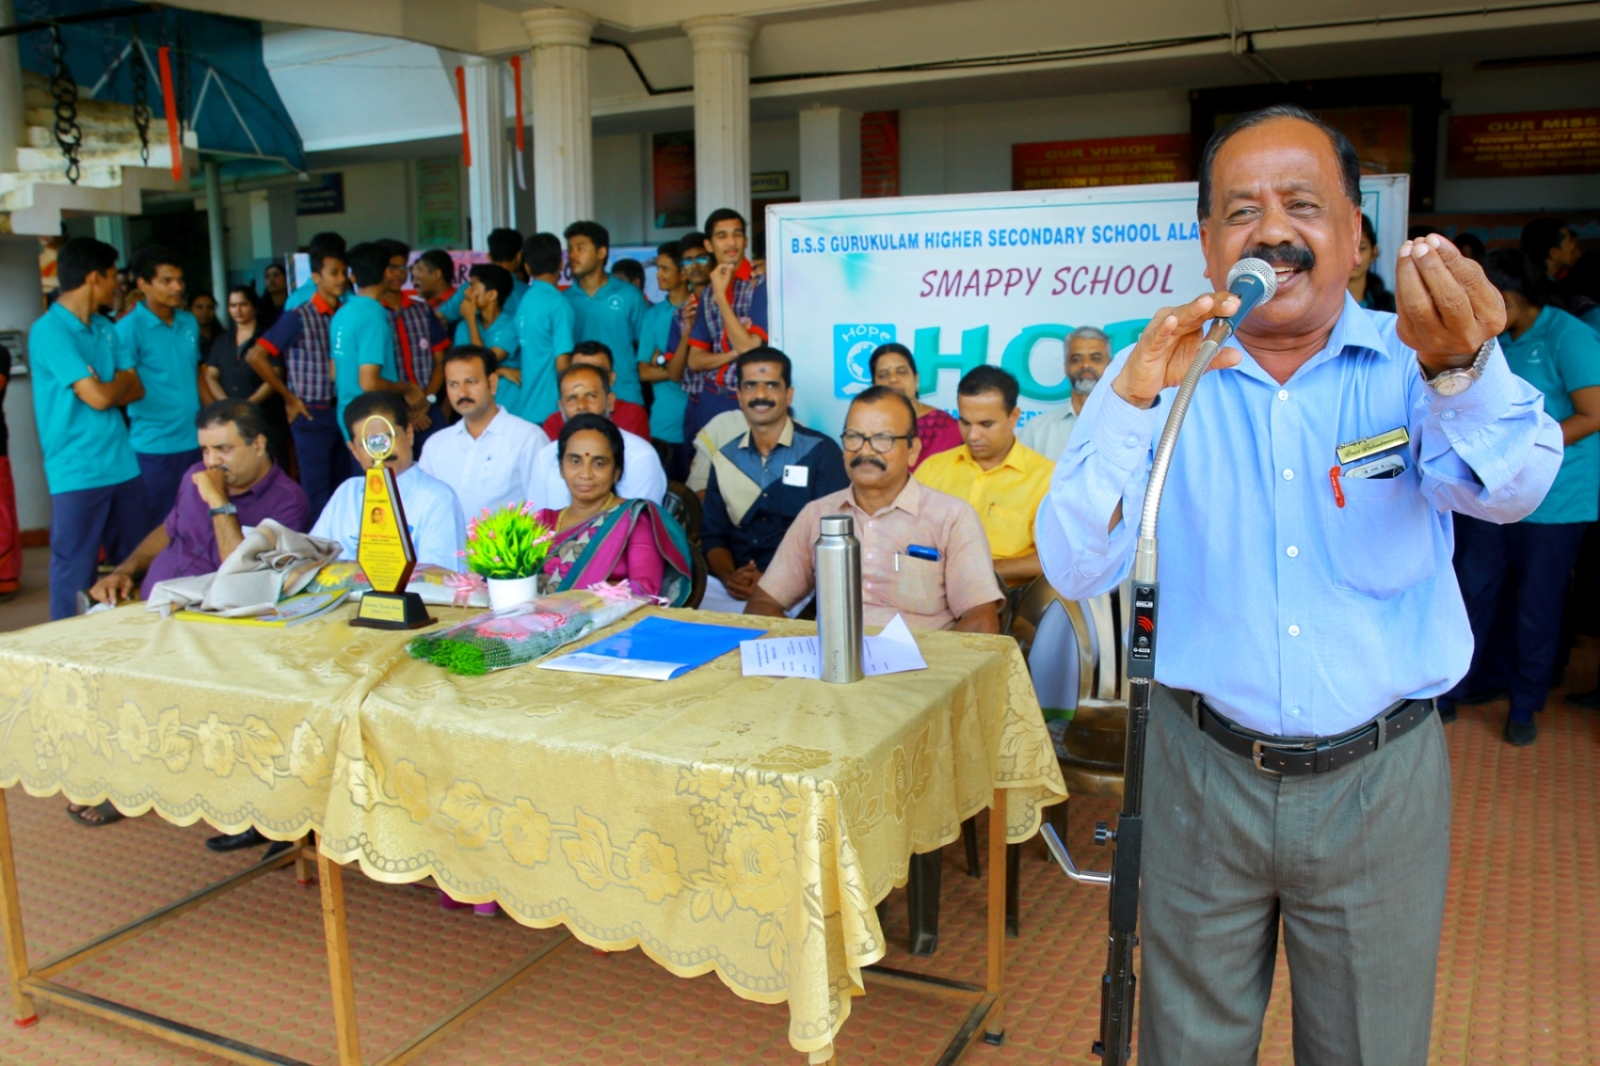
top-left (739, 614), bottom-right (928, 679)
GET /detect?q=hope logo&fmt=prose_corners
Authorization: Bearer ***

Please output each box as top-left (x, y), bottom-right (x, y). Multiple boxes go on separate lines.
top-left (833, 324), bottom-right (896, 398)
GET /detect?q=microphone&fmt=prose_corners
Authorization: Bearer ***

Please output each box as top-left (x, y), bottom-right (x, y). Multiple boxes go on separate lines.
top-left (1224, 257), bottom-right (1278, 330)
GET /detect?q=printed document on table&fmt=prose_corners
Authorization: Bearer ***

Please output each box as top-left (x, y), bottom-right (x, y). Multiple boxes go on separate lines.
top-left (739, 614), bottom-right (928, 678)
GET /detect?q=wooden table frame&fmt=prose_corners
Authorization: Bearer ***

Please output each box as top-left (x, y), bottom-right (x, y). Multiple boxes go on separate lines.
top-left (0, 786), bottom-right (1010, 1066)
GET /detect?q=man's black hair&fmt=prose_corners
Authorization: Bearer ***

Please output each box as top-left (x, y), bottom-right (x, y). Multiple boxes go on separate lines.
top-left (128, 244), bottom-right (181, 284)
top-left (704, 208), bottom-right (746, 236)
top-left (612, 258), bottom-right (645, 287)
top-left (1196, 104), bottom-right (1361, 222)
top-left (443, 343), bottom-right (498, 376)
top-left (656, 239), bottom-right (682, 261)
top-left (417, 249), bottom-right (454, 278)
top-left (570, 339), bottom-right (614, 369)
top-left (1457, 232), bottom-right (1487, 260)
top-left (1483, 248), bottom-right (1542, 306)
top-left (469, 263), bottom-right (514, 306)
top-left (680, 231), bottom-right (709, 254)
top-left (557, 412), bottom-right (625, 479)
top-left (850, 384), bottom-right (917, 435)
top-left (523, 232), bottom-right (563, 277)
top-left (1521, 217), bottom-right (1570, 275)
top-left (311, 248), bottom-right (346, 275)
top-left (957, 364), bottom-right (1020, 413)
top-left (307, 231), bottom-right (347, 258)
top-left (559, 362), bottom-right (610, 395)
top-left (487, 228), bottom-right (523, 264)
top-left (564, 220), bottom-right (610, 257)
top-left (736, 345), bottom-right (791, 388)
top-left (343, 390), bottom-right (410, 438)
top-left (376, 238), bottom-right (410, 263)
top-left (57, 237), bottom-right (119, 292)
top-left (868, 342), bottom-right (916, 381)
top-left (346, 243), bottom-right (390, 288)
top-left (197, 399), bottom-right (270, 448)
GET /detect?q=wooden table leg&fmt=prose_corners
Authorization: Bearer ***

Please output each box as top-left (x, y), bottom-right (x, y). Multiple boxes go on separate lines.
top-left (0, 789), bottom-right (35, 1027)
top-left (295, 834), bottom-right (314, 887)
top-left (983, 787), bottom-right (1006, 1044)
top-left (317, 850), bottom-right (361, 1066)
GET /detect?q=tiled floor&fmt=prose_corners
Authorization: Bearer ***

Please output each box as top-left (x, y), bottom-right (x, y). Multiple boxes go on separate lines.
top-left (0, 574), bottom-right (1594, 1064)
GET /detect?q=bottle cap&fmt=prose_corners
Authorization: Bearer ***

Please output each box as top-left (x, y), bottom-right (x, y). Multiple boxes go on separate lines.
top-left (819, 515), bottom-right (854, 537)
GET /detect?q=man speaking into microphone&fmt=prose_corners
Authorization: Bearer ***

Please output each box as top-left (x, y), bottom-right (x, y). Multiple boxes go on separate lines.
top-left (1038, 106), bottom-right (1561, 1064)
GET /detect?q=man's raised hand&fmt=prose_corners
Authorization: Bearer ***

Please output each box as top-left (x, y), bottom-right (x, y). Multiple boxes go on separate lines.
top-left (1394, 234), bottom-right (1506, 375)
top-left (1110, 291), bottom-right (1242, 410)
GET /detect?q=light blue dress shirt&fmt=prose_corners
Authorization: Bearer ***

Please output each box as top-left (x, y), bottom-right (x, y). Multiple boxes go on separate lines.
top-left (1036, 298), bottom-right (1563, 737)
top-left (117, 302), bottom-right (202, 455)
top-left (29, 304), bottom-right (141, 494)
top-left (514, 279), bottom-right (577, 425)
top-left (310, 464), bottom-right (466, 572)
top-left (566, 276), bottom-right (646, 405)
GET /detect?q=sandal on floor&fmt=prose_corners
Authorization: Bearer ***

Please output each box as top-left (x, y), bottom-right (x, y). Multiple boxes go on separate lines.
top-left (66, 801), bottom-right (125, 827)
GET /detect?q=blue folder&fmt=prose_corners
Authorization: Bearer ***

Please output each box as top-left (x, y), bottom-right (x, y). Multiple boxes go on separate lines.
top-left (537, 616), bottom-right (765, 681)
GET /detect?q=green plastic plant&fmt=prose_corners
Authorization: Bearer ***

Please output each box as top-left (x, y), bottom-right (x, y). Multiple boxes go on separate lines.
top-left (461, 502), bottom-right (553, 581)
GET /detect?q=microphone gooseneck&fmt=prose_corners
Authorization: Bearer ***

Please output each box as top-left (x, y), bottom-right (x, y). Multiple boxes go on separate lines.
top-left (1134, 257), bottom-right (1278, 563)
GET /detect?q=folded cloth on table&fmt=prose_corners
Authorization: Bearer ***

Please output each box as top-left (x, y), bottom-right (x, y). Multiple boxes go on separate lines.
top-left (145, 520), bottom-right (343, 618)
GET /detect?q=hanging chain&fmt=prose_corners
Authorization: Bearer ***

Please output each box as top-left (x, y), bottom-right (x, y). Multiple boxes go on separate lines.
top-left (48, 26), bottom-right (83, 185)
top-left (130, 32), bottom-right (150, 165)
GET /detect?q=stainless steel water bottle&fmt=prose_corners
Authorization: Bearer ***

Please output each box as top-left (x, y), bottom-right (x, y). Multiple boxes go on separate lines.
top-left (815, 514), bottom-right (863, 684)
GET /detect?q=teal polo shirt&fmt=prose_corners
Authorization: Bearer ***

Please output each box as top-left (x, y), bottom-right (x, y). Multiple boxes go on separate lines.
top-left (438, 275), bottom-right (526, 324)
top-left (1501, 305), bottom-right (1600, 524)
top-left (116, 302), bottom-right (202, 455)
top-left (29, 303), bottom-right (141, 494)
top-left (453, 312), bottom-right (523, 416)
top-left (284, 279), bottom-right (315, 311)
top-left (329, 293), bottom-right (398, 438)
top-left (513, 279), bottom-right (576, 424)
top-left (639, 295), bottom-right (688, 443)
top-left (566, 275), bottom-right (646, 405)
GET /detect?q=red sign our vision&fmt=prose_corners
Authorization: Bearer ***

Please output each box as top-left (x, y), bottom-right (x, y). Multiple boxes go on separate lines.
top-left (1012, 133), bottom-right (1192, 191)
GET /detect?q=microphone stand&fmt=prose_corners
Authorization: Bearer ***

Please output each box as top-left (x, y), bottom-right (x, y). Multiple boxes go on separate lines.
top-left (1042, 315), bottom-right (1239, 1066)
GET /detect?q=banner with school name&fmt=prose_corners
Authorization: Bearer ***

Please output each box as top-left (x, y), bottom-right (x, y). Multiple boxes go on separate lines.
top-left (766, 176), bottom-right (1408, 434)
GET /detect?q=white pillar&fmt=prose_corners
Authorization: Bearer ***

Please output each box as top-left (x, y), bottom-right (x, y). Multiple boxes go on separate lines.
top-left (248, 186), bottom-right (297, 262)
top-left (521, 8), bottom-right (595, 238)
top-left (0, 0), bottom-right (21, 173)
top-left (683, 16), bottom-right (756, 231)
top-left (462, 57), bottom-right (511, 251)
top-left (798, 106), bottom-right (860, 202)
top-left (204, 161), bottom-right (227, 299)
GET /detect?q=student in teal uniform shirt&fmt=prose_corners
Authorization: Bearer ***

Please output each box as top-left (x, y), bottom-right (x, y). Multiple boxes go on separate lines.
top-left (329, 243), bottom-right (423, 438)
top-left (283, 231), bottom-right (346, 312)
top-left (31, 239), bottom-right (148, 621)
top-left (1445, 248), bottom-right (1600, 745)
top-left (563, 221), bottom-right (646, 406)
top-left (117, 245), bottom-right (205, 524)
top-left (637, 240), bottom-right (694, 475)
top-left (454, 264), bottom-right (524, 414)
top-left (436, 228), bottom-right (527, 326)
top-left (514, 232), bottom-right (577, 425)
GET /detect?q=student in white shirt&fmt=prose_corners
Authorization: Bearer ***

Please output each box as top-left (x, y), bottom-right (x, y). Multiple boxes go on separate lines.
top-left (311, 390), bottom-right (466, 571)
top-left (527, 363), bottom-right (666, 509)
top-left (417, 345), bottom-right (548, 520)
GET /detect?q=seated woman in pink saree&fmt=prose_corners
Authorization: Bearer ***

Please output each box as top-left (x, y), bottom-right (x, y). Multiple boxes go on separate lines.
top-left (535, 413), bottom-right (693, 605)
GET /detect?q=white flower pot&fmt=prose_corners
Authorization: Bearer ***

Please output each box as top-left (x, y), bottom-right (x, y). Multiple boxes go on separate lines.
top-left (486, 574), bottom-right (539, 611)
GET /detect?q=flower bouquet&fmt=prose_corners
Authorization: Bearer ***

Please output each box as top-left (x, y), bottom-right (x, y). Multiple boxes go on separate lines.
top-left (463, 502), bottom-right (554, 610)
top-left (407, 585), bottom-right (648, 676)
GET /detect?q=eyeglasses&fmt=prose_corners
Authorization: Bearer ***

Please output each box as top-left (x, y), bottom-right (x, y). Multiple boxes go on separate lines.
top-left (680, 255), bottom-right (712, 267)
top-left (841, 430), bottom-right (914, 454)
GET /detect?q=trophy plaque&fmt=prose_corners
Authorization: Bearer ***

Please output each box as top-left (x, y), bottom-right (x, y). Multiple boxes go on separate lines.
top-left (350, 415), bottom-right (434, 629)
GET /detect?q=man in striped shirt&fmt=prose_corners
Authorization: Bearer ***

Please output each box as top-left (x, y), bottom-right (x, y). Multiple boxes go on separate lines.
top-left (247, 248), bottom-right (347, 520)
top-left (684, 208), bottom-right (768, 445)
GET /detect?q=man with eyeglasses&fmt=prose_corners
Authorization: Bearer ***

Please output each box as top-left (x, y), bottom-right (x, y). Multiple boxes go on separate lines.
top-left (747, 385), bottom-right (1003, 631)
top-left (699, 348), bottom-right (847, 613)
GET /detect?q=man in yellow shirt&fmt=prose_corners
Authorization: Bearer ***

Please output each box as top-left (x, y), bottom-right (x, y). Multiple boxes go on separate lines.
top-left (914, 365), bottom-right (1053, 586)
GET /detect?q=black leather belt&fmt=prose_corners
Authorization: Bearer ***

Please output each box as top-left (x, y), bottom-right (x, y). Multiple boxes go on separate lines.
top-left (1169, 689), bottom-right (1436, 775)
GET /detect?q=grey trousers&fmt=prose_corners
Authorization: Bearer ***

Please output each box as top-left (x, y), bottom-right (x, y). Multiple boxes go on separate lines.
top-left (1139, 685), bottom-right (1451, 1066)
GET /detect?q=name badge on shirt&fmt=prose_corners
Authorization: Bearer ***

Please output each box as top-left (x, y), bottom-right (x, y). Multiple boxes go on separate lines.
top-left (1335, 426), bottom-right (1410, 466)
top-left (782, 464), bottom-right (809, 488)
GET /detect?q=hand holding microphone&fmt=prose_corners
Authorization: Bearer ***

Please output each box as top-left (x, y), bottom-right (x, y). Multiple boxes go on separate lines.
top-left (1111, 258), bottom-right (1278, 410)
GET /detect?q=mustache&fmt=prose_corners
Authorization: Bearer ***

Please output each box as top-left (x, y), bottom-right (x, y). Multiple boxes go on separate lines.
top-left (849, 455), bottom-right (886, 471)
top-left (1244, 243), bottom-right (1315, 271)
top-left (747, 399), bottom-right (775, 409)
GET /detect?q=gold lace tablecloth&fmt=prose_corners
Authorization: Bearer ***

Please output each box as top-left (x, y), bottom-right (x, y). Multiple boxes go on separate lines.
top-left (318, 608), bottom-right (1066, 1057)
top-left (0, 603), bottom-right (419, 836)
top-left (0, 604), bottom-right (1065, 1058)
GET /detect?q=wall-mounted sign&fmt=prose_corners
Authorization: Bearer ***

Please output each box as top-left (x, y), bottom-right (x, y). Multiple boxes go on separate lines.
top-left (653, 131), bottom-right (697, 229)
top-left (294, 172), bottom-right (345, 216)
top-left (861, 112), bottom-right (899, 198)
top-left (1012, 134), bottom-right (1191, 191)
top-left (752, 171), bottom-right (790, 195)
top-left (414, 158), bottom-right (463, 246)
top-left (1447, 109), bottom-right (1600, 179)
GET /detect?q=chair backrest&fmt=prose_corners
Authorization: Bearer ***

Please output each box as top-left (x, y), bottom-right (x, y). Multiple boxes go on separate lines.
top-left (684, 543), bottom-right (708, 609)
top-left (663, 480), bottom-right (702, 545)
top-left (1009, 576), bottom-right (1129, 712)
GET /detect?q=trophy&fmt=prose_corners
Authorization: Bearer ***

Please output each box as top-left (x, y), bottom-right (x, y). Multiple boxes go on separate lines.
top-left (349, 415), bottom-right (434, 629)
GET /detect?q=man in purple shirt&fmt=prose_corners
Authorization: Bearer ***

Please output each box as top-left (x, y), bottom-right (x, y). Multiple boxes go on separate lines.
top-left (87, 400), bottom-right (310, 604)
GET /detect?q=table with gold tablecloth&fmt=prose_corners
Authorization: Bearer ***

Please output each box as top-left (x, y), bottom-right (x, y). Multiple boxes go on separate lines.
top-left (319, 608), bottom-right (1066, 1058)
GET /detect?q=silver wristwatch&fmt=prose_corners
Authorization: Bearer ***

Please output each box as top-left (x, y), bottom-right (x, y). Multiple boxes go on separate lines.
top-left (1422, 338), bottom-right (1493, 397)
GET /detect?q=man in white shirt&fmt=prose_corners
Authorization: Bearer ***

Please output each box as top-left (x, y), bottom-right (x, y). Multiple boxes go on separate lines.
top-left (528, 363), bottom-right (666, 507)
top-left (1016, 325), bottom-right (1111, 462)
top-left (312, 390), bottom-right (467, 571)
top-left (417, 345), bottom-right (548, 520)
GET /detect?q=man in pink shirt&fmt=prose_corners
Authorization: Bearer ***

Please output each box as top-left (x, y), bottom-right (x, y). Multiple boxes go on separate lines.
top-left (747, 386), bottom-right (1002, 632)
